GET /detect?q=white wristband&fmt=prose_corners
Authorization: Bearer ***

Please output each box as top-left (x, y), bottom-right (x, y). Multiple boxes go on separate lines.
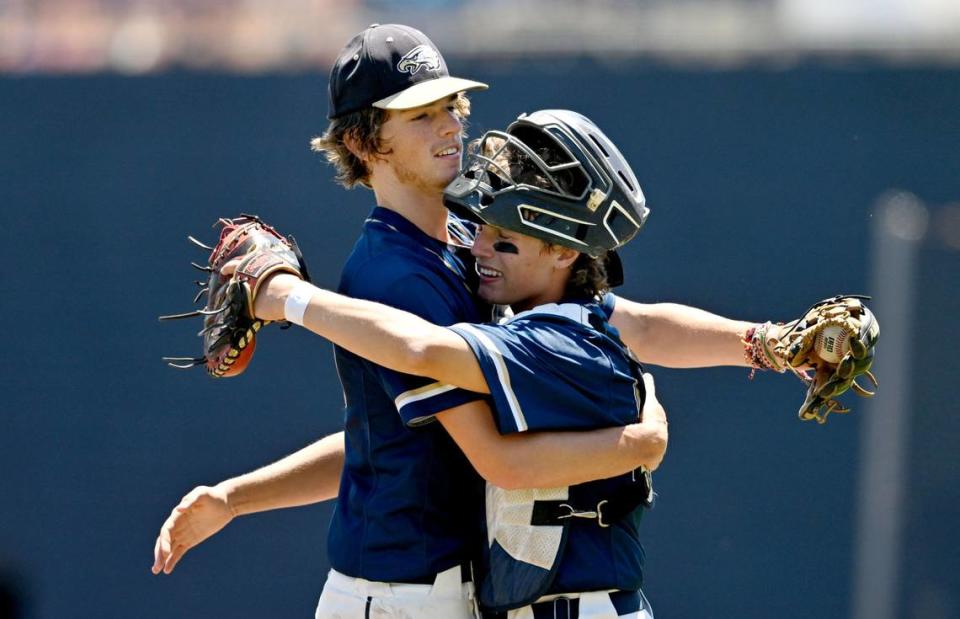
top-left (284, 280), bottom-right (315, 326)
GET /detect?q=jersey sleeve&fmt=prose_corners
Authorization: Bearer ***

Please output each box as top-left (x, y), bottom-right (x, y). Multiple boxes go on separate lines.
top-left (448, 318), bottom-right (641, 435)
top-left (357, 271), bottom-right (484, 427)
top-left (599, 291), bottom-right (617, 319)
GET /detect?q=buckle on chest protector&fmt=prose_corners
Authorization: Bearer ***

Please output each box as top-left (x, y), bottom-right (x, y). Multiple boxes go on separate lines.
top-left (556, 500), bottom-right (611, 528)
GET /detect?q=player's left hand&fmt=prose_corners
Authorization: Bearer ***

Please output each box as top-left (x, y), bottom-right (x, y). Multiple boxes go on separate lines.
top-left (771, 295), bottom-right (880, 424)
top-left (159, 215), bottom-right (309, 377)
top-left (152, 484), bottom-right (235, 575)
top-left (220, 256), bottom-right (300, 323)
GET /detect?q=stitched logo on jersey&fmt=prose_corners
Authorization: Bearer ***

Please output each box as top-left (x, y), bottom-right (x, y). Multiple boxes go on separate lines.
top-left (397, 45), bottom-right (441, 74)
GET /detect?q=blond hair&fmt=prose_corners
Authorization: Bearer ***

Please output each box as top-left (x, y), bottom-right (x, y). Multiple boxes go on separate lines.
top-left (311, 93), bottom-right (472, 189)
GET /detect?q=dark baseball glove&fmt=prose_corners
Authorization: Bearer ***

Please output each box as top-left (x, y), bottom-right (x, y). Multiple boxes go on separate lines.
top-left (772, 295), bottom-right (880, 424)
top-left (160, 214), bottom-right (310, 377)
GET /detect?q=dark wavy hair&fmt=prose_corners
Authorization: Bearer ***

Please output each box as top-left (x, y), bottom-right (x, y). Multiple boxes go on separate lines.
top-left (560, 251), bottom-right (611, 300)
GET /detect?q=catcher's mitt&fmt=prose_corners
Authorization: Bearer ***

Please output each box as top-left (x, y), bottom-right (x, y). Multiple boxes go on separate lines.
top-left (771, 295), bottom-right (880, 424)
top-left (159, 214), bottom-right (309, 377)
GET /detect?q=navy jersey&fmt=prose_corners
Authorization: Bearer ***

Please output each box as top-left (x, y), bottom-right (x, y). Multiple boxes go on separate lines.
top-left (326, 207), bottom-right (488, 583)
top-left (450, 296), bottom-right (651, 610)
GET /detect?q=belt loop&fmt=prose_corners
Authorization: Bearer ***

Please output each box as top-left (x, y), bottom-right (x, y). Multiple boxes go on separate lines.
top-left (365, 578), bottom-right (393, 598)
top-left (556, 597), bottom-right (575, 619)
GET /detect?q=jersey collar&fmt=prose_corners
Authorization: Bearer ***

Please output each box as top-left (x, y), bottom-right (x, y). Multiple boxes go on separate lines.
top-left (367, 206), bottom-right (449, 249)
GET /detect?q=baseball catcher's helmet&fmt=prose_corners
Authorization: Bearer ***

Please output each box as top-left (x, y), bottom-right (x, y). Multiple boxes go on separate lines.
top-left (444, 109), bottom-right (649, 257)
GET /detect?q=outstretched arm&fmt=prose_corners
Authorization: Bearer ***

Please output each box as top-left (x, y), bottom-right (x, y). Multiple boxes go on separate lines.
top-left (610, 297), bottom-right (757, 368)
top-left (152, 431), bottom-right (344, 575)
top-left (254, 273), bottom-right (491, 392)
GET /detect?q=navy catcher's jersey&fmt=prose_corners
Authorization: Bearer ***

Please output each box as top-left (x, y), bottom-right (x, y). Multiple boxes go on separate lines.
top-left (450, 296), bottom-right (650, 610)
top-left (327, 207), bottom-right (488, 583)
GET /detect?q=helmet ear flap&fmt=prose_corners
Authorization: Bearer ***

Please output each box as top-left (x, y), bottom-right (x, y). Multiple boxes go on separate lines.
top-left (605, 251), bottom-right (624, 287)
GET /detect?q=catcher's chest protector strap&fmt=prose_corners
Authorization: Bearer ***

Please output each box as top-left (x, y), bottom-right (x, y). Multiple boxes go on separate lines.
top-left (530, 470), bottom-right (655, 528)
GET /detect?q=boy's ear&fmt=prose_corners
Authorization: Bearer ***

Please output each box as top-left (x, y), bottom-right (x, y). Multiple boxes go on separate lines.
top-left (553, 246), bottom-right (580, 270)
top-left (342, 129), bottom-right (365, 162)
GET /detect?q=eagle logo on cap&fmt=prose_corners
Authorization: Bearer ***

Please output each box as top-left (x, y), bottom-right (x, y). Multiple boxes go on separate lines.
top-left (397, 45), bottom-right (441, 75)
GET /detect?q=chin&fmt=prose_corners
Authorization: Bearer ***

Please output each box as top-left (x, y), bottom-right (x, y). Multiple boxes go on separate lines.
top-left (437, 167), bottom-right (460, 187)
top-left (477, 287), bottom-right (506, 306)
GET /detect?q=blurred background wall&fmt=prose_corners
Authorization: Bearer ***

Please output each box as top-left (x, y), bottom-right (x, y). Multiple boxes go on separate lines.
top-left (1, 2), bottom-right (958, 618)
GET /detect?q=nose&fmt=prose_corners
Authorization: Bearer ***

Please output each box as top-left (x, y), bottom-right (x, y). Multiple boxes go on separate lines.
top-left (471, 226), bottom-right (494, 259)
top-left (438, 106), bottom-right (462, 137)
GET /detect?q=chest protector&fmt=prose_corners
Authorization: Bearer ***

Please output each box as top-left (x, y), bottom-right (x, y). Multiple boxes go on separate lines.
top-left (478, 302), bottom-right (654, 611)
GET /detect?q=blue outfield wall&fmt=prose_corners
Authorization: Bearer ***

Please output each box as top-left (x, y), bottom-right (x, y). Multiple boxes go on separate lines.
top-left (1, 63), bottom-right (958, 618)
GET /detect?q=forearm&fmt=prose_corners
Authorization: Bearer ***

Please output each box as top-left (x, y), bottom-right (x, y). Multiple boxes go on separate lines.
top-left (439, 400), bottom-right (667, 490)
top-left (496, 422), bottom-right (668, 489)
top-left (219, 432), bottom-right (344, 516)
top-left (257, 275), bottom-right (489, 393)
top-left (612, 298), bottom-right (753, 368)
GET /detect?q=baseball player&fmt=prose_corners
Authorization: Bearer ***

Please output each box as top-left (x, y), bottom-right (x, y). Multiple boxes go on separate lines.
top-left (154, 24), bottom-right (669, 619)
top-left (245, 109), bottom-right (663, 618)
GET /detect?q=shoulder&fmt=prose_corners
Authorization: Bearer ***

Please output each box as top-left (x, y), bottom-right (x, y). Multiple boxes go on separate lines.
top-left (464, 303), bottom-right (601, 358)
top-left (346, 225), bottom-right (466, 283)
top-left (338, 218), bottom-right (478, 323)
top-left (348, 263), bottom-right (444, 302)
top-left (507, 301), bottom-right (600, 334)
top-left (345, 250), bottom-right (424, 286)
top-left (347, 264), bottom-right (471, 325)
top-left (503, 300), bottom-right (633, 363)
top-left (341, 233), bottom-right (443, 296)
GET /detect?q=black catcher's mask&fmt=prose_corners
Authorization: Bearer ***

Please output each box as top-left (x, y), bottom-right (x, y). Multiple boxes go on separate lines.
top-left (444, 109), bottom-right (649, 272)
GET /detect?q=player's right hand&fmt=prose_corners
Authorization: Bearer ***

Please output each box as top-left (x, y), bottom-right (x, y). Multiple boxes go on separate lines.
top-left (152, 484), bottom-right (235, 575)
top-left (638, 373), bottom-right (668, 471)
top-left (640, 373), bottom-right (666, 425)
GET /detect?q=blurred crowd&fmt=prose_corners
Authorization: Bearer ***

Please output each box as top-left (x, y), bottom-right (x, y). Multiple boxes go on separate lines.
top-left (2, 0), bottom-right (960, 74)
top-left (0, 0), bottom-right (364, 73)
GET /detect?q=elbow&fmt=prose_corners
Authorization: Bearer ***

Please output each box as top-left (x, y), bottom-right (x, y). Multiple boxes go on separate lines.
top-left (401, 339), bottom-right (435, 378)
top-left (487, 467), bottom-right (532, 491)
top-left (475, 459), bottom-right (520, 490)
top-left (401, 326), bottom-right (454, 379)
top-left (472, 451), bottom-right (533, 491)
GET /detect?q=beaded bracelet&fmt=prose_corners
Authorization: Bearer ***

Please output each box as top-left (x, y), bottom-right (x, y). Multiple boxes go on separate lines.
top-left (742, 321), bottom-right (786, 379)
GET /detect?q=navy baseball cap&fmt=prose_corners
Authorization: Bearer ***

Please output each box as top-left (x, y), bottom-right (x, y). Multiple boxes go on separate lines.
top-left (327, 24), bottom-right (488, 119)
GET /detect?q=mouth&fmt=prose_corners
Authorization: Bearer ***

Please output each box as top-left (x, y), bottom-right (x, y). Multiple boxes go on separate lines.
top-left (475, 263), bottom-right (503, 280)
top-left (434, 144), bottom-right (460, 159)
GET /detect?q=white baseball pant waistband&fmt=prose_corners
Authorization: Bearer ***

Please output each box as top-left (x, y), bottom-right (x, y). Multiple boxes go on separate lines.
top-left (324, 566), bottom-right (475, 600)
top-left (493, 589), bottom-right (653, 619)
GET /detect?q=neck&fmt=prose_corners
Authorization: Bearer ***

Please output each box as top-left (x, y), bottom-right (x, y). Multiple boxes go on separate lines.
top-left (370, 176), bottom-right (450, 242)
top-left (511, 273), bottom-right (570, 313)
